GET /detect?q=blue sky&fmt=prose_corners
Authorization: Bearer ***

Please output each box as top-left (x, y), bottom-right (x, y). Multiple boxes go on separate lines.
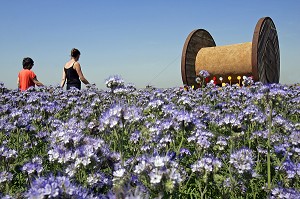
top-left (1, 1), bottom-right (299, 89)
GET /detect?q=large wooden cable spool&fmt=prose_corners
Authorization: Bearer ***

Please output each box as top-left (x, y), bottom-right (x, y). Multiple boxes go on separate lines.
top-left (181, 17), bottom-right (280, 87)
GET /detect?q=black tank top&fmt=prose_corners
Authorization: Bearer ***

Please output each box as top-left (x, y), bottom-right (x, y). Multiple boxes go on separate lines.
top-left (64, 62), bottom-right (81, 85)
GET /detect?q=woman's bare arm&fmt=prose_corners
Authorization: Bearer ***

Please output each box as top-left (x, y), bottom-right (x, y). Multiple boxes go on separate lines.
top-left (74, 62), bottom-right (90, 85)
top-left (60, 68), bottom-right (66, 87)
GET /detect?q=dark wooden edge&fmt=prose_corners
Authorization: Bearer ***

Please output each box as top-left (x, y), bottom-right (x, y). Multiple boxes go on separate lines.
top-left (252, 16), bottom-right (280, 83)
top-left (181, 29), bottom-right (216, 87)
top-left (251, 17), bottom-right (266, 82)
top-left (181, 29), bottom-right (198, 86)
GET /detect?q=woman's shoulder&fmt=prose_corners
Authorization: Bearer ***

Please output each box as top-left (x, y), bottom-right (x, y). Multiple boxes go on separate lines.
top-left (73, 61), bottom-right (81, 69)
top-left (64, 61), bottom-right (76, 69)
top-left (74, 61), bottom-right (80, 66)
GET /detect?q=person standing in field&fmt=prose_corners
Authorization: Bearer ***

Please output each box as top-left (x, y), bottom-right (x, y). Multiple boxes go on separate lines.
top-left (18, 57), bottom-right (44, 91)
top-left (60, 48), bottom-right (90, 90)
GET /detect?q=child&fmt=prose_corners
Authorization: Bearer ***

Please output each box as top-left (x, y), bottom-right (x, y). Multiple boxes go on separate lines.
top-left (18, 57), bottom-right (44, 91)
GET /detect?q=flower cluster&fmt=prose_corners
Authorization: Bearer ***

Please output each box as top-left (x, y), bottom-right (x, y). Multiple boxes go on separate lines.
top-left (132, 152), bottom-right (185, 193)
top-left (25, 175), bottom-right (102, 198)
top-left (242, 76), bottom-right (254, 86)
top-left (199, 70), bottom-right (210, 78)
top-left (269, 186), bottom-right (300, 199)
top-left (0, 79), bottom-right (300, 198)
top-left (0, 171), bottom-right (13, 183)
top-left (22, 156), bottom-right (43, 175)
top-left (229, 147), bottom-right (254, 174)
top-left (105, 75), bottom-right (125, 90)
top-left (191, 154), bottom-right (222, 173)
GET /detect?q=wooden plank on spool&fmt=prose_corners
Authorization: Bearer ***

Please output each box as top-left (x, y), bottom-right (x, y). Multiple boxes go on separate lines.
top-left (181, 29), bottom-right (216, 88)
top-left (252, 17), bottom-right (280, 84)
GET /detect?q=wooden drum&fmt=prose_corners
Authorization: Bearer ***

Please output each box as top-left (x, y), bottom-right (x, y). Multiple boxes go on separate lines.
top-left (181, 17), bottom-right (280, 87)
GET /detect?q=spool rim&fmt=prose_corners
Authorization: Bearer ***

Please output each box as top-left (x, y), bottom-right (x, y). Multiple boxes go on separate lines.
top-left (181, 29), bottom-right (216, 87)
top-left (252, 17), bottom-right (280, 83)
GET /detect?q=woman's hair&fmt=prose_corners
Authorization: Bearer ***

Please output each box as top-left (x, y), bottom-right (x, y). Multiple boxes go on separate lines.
top-left (22, 57), bottom-right (34, 69)
top-left (71, 48), bottom-right (81, 58)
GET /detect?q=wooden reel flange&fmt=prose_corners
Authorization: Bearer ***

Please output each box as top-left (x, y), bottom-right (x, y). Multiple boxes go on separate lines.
top-left (181, 17), bottom-right (280, 87)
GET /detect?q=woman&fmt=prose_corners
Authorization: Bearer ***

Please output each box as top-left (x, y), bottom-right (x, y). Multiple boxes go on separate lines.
top-left (60, 48), bottom-right (90, 90)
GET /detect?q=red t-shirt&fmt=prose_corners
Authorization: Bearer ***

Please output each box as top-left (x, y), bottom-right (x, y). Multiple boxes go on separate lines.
top-left (18, 69), bottom-right (36, 91)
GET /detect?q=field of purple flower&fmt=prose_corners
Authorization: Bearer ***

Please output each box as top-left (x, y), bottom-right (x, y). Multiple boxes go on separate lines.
top-left (0, 76), bottom-right (300, 199)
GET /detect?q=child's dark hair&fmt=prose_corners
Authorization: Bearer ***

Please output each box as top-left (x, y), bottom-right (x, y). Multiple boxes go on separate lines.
top-left (71, 48), bottom-right (81, 58)
top-left (22, 57), bottom-right (34, 69)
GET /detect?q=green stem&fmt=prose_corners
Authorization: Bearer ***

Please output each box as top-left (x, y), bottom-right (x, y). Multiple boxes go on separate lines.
top-left (271, 148), bottom-right (290, 184)
top-left (267, 100), bottom-right (273, 190)
top-left (113, 129), bottom-right (118, 152)
top-left (177, 130), bottom-right (185, 154)
top-left (200, 184), bottom-right (207, 199)
top-left (267, 146), bottom-right (271, 189)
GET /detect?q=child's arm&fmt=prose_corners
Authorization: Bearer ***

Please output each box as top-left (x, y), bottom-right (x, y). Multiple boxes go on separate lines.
top-left (60, 68), bottom-right (66, 88)
top-left (17, 77), bottom-right (20, 90)
top-left (32, 77), bottom-right (44, 86)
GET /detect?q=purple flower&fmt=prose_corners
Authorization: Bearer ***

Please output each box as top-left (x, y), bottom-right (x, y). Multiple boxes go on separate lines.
top-left (0, 171), bottom-right (13, 183)
top-left (158, 134), bottom-right (173, 149)
top-left (130, 130), bottom-right (141, 144)
top-left (289, 130), bottom-right (300, 146)
top-left (123, 106), bottom-right (142, 123)
top-left (98, 104), bottom-right (123, 129)
top-left (22, 157), bottom-right (43, 175)
top-left (134, 160), bottom-right (148, 174)
top-left (112, 87), bottom-right (128, 94)
top-left (187, 129), bottom-right (214, 149)
top-left (223, 177), bottom-right (231, 188)
top-left (179, 148), bottom-right (191, 156)
top-left (48, 145), bottom-right (72, 163)
top-left (219, 113), bottom-right (241, 128)
top-left (242, 76), bottom-right (253, 86)
top-left (124, 185), bottom-right (150, 199)
top-left (274, 143), bottom-right (290, 156)
top-left (113, 168), bottom-right (126, 178)
top-left (0, 195), bottom-right (15, 199)
top-left (270, 186), bottom-right (300, 199)
top-left (146, 99), bottom-right (164, 110)
top-left (25, 175), bottom-right (98, 198)
top-left (278, 158), bottom-right (300, 179)
top-left (199, 70), bottom-right (210, 78)
top-left (105, 75), bottom-right (125, 90)
top-left (174, 110), bottom-right (192, 123)
top-left (251, 130), bottom-right (269, 139)
top-left (216, 136), bottom-right (228, 151)
top-left (191, 154), bottom-right (222, 173)
top-left (133, 153), bottom-right (185, 188)
top-left (0, 146), bottom-right (18, 160)
top-left (229, 147), bottom-right (254, 174)
top-left (177, 96), bottom-right (193, 108)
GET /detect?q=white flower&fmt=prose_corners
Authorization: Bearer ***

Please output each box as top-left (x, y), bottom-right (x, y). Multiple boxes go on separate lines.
top-left (65, 164), bottom-right (76, 177)
top-left (113, 168), bottom-right (125, 178)
top-left (134, 161), bottom-right (147, 174)
top-left (81, 156), bottom-right (91, 166)
top-left (153, 156), bottom-right (165, 167)
top-left (149, 168), bottom-right (162, 184)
